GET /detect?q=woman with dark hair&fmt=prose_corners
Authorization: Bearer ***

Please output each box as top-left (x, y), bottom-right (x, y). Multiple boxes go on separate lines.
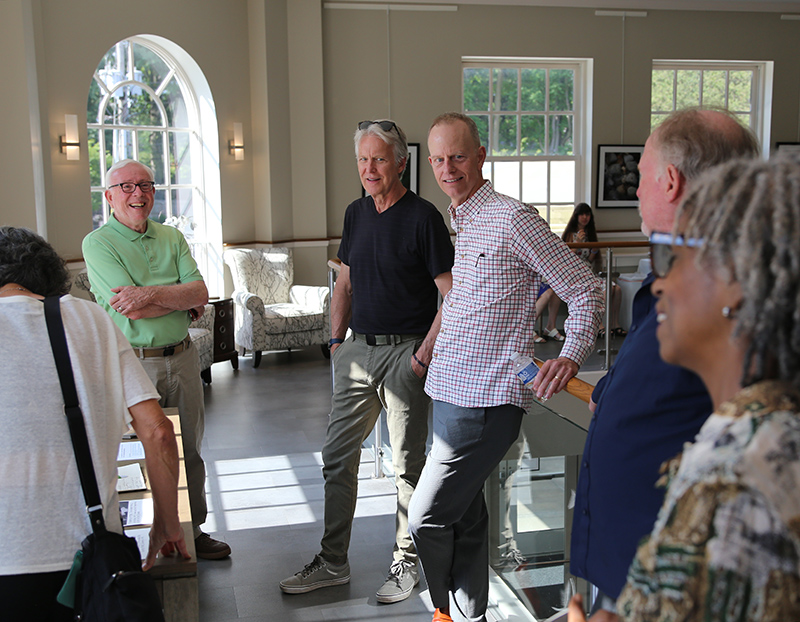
top-left (569, 154), bottom-right (800, 621)
top-left (0, 227), bottom-right (189, 621)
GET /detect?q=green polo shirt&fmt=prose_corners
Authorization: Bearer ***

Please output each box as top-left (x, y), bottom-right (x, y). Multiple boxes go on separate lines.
top-left (82, 215), bottom-right (204, 347)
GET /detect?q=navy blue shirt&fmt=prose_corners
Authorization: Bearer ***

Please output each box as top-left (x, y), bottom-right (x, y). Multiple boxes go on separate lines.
top-left (570, 274), bottom-right (712, 599)
top-left (338, 190), bottom-right (454, 335)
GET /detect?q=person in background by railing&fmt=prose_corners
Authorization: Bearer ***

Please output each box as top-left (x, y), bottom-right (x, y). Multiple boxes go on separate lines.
top-left (570, 153), bottom-right (800, 621)
top-left (569, 108), bottom-right (760, 618)
top-left (280, 119), bottom-right (453, 604)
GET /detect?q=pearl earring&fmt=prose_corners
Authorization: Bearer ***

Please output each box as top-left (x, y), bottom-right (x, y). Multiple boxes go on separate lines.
top-left (722, 306), bottom-right (735, 318)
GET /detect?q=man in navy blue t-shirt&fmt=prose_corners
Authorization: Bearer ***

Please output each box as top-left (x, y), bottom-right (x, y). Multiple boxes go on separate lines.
top-left (280, 120), bottom-right (453, 605)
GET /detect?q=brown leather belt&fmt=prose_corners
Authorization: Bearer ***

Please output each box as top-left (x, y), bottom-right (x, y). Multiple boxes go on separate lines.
top-left (133, 335), bottom-right (191, 359)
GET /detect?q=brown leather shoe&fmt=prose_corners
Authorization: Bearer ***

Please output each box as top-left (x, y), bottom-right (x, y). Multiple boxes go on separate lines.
top-left (194, 532), bottom-right (231, 560)
top-left (432, 608), bottom-right (453, 622)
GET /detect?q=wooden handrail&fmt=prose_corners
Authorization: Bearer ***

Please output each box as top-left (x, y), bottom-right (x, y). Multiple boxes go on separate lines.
top-left (535, 357), bottom-right (594, 404)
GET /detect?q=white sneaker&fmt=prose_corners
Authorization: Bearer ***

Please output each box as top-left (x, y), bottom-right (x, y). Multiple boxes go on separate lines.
top-left (279, 555), bottom-right (351, 594)
top-left (376, 560), bottom-right (419, 604)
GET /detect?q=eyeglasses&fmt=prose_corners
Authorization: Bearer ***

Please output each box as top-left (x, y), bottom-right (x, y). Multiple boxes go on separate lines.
top-left (357, 120), bottom-right (399, 135)
top-left (108, 181), bottom-right (156, 194)
top-left (649, 231), bottom-right (704, 279)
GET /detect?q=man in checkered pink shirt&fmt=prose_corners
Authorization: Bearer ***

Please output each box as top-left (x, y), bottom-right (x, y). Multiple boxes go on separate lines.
top-left (408, 113), bottom-right (603, 622)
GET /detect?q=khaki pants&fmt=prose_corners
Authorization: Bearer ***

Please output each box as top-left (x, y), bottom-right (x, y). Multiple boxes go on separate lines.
top-left (320, 335), bottom-right (430, 565)
top-left (140, 341), bottom-right (207, 536)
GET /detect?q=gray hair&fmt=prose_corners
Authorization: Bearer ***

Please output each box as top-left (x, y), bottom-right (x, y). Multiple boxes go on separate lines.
top-left (0, 226), bottom-right (70, 297)
top-left (105, 159), bottom-right (155, 187)
top-left (654, 107), bottom-right (760, 181)
top-left (429, 112), bottom-right (482, 152)
top-left (353, 120), bottom-right (408, 173)
top-left (676, 153), bottom-right (800, 387)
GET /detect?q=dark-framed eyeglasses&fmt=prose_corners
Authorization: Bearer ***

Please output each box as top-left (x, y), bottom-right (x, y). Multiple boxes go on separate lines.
top-left (108, 181), bottom-right (156, 194)
top-left (357, 120), bottom-right (399, 135)
top-left (649, 231), bottom-right (704, 279)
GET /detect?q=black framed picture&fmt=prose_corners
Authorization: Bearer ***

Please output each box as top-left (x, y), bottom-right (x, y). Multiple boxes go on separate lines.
top-left (776, 142), bottom-right (800, 155)
top-left (597, 145), bottom-right (644, 208)
top-left (361, 142), bottom-right (420, 198)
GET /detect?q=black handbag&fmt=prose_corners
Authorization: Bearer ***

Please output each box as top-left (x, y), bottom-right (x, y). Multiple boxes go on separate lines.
top-left (43, 296), bottom-right (166, 622)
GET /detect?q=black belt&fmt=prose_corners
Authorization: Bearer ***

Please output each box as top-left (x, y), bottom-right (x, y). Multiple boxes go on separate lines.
top-left (352, 332), bottom-right (424, 346)
top-left (133, 335), bottom-right (191, 359)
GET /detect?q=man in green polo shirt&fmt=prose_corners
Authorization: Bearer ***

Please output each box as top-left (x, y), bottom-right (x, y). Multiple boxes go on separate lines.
top-left (82, 159), bottom-right (231, 560)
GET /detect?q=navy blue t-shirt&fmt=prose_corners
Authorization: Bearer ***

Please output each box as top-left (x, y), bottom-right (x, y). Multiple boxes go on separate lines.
top-left (337, 191), bottom-right (454, 335)
top-left (570, 273), bottom-right (712, 598)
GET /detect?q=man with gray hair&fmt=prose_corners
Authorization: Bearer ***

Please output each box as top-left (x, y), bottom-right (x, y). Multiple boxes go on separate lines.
top-left (570, 108), bottom-right (760, 616)
top-left (82, 158), bottom-right (231, 560)
top-left (280, 120), bottom-right (454, 603)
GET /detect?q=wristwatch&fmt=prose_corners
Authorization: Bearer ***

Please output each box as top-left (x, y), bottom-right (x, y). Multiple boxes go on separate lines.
top-left (328, 338), bottom-right (344, 350)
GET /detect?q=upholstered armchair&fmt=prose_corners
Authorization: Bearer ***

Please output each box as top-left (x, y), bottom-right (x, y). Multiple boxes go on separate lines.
top-left (222, 247), bottom-right (330, 367)
top-left (72, 269), bottom-right (216, 381)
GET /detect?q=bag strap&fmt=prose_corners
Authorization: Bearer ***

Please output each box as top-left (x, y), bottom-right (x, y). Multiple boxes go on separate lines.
top-left (43, 296), bottom-right (107, 534)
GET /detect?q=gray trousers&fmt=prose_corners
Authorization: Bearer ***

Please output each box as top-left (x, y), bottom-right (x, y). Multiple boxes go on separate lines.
top-left (320, 335), bottom-right (429, 565)
top-left (140, 341), bottom-right (208, 536)
top-left (409, 401), bottom-right (524, 622)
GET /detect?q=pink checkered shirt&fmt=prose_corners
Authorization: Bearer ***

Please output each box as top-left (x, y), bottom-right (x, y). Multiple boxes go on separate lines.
top-left (425, 182), bottom-right (604, 410)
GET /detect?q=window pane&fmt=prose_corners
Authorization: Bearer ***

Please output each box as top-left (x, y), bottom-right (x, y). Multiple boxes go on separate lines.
top-left (482, 160), bottom-right (492, 182)
top-left (728, 71), bottom-right (753, 112)
top-left (105, 85), bottom-right (162, 126)
top-left (91, 191), bottom-right (104, 230)
top-left (150, 189), bottom-right (168, 224)
top-left (675, 70), bottom-right (701, 109)
top-left (492, 115), bottom-right (518, 156)
top-left (469, 115), bottom-right (489, 150)
top-left (549, 115), bottom-right (573, 156)
top-left (550, 161), bottom-right (575, 203)
top-left (170, 189), bottom-right (195, 231)
top-left (520, 68), bottom-right (546, 111)
top-left (521, 115), bottom-right (545, 156)
top-left (522, 161), bottom-right (547, 204)
top-left (170, 132), bottom-right (192, 184)
top-left (493, 68), bottom-right (518, 112)
top-left (106, 128), bottom-right (133, 163)
top-left (138, 131), bottom-right (166, 184)
top-left (133, 43), bottom-right (170, 92)
top-left (651, 69), bottom-right (674, 112)
top-left (96, 43), bottom-right (126, 90)
top-left (549, 204), bottom-right (573, 234)
top-left (494, 161), bottom-right (520, 199)
top-left (701, 70), bottom-right (727, 107)
top-left (88, 128), bottom-right (101, 186)
top-left (161, 76), bottom-right (188, 127)
top-left (464, 67), bottom-right (490, 112)
top-left (88, 79), bottom-right (104, 124)
top-left (549, 69), bottom-right (574, 112)
top-left (736, 112), bottom-right (753, 128)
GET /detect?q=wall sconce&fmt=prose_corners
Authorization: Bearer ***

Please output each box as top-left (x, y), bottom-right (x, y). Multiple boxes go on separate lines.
top-left (229, 122), bottom-right (244, 161)
top-left (60, 114), bottom-right (80, 161)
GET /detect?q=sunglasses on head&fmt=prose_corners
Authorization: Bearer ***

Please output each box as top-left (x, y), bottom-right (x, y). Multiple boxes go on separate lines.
top-left (649, 232), bottom-right (704, 279)
top-left (357, 120), bottom-right (398, 134)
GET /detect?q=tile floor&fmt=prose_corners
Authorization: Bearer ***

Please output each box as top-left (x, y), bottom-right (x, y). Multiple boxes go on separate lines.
top-left (195, 334), bottom-right (620, 622)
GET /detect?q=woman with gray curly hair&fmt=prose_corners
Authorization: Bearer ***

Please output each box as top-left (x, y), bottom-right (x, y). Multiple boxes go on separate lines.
top-left (0, 227), bottom-right (188, 621)
top-left (569, 154), bottom-right (800, 621)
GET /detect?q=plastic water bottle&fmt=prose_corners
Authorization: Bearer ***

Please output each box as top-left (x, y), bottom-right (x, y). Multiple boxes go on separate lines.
top-left (510, 352), bottom-right (538, 389)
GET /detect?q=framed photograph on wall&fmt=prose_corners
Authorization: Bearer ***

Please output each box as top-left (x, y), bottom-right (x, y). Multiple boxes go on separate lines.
top-left (776, 142), bottom-right (800, 155)
top-left (596, 145), bottom-right (644, 208)
top-left (362, 142), bottom-right (420, 198)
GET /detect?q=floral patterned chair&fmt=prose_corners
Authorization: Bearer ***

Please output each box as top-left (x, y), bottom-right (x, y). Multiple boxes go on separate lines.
top-left (223, 247), bottom-right (330, 367)
top-left (72, 269), bottom-right (216, 381)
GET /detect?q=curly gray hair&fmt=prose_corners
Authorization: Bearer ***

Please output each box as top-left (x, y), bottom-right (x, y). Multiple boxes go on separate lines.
top-left (0, 227), bottom-right (70, 297)
top-left (676, 153), bottom-right (800, 387)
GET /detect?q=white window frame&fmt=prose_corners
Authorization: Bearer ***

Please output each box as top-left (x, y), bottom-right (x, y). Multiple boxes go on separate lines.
top-left (462, 56), bottom-right (593, 230)
top-left (651, 59), bottom-right (773, 155)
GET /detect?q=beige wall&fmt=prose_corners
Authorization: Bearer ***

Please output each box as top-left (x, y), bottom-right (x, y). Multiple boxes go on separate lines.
top-left (2, 1), bottom-right (800, 289)
top-left (321, 4), bottom-right (800, 236)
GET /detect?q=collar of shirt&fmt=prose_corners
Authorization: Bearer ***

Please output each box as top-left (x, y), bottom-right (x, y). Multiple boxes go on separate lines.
top-left (448, 180), bottom-right (491, 231)
top-left (108, 213), bottom-right (156, 240)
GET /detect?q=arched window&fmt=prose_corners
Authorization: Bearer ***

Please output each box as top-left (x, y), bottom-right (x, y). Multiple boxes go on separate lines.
top-left (87, 36), bottom-right (222, 294)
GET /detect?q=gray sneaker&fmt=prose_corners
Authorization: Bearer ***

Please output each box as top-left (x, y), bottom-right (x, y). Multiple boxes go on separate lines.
top-left (376, 560), bottom-right (419, 604)
top-left (280, 555), bottom-right (351, 594)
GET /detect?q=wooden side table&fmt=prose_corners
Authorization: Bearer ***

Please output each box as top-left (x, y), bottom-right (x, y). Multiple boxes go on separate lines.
top-left (201, 299), bottom-right (238, 383)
